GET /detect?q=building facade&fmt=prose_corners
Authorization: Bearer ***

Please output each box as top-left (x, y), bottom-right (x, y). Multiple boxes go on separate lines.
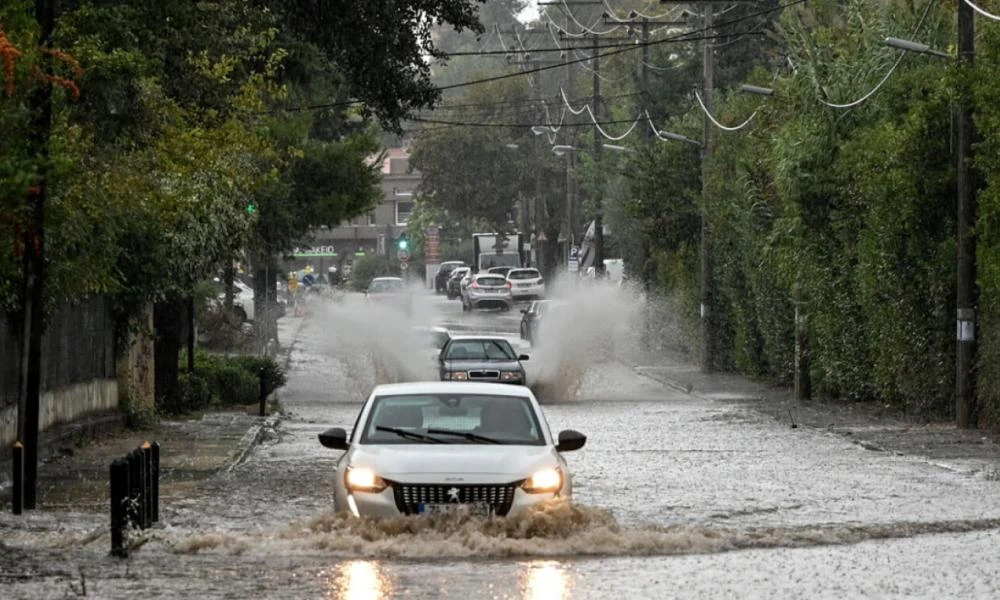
top-left (284, 148), bottom-right (419, 277)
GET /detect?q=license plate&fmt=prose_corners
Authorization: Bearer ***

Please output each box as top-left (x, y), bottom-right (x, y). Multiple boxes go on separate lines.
top-left (419, 502), bottom-right (491, 517)
top-left (517, 283), bottom-right (532, 288)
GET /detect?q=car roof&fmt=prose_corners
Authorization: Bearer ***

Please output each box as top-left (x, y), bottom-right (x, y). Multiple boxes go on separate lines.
top-left (371, 381), bottom-right (533, 398)
top-left (475, 272), bottom-right (507, 278)
top-left (447, 335), bottom-right (511, 342)
top-left (441, 261), bottom-right (465, 266)
top-left (371, 277), bottom-right (403, 282)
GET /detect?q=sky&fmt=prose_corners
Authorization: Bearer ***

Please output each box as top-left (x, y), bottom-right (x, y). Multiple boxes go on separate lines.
top-left (518, 0), bottom-right (540, 23)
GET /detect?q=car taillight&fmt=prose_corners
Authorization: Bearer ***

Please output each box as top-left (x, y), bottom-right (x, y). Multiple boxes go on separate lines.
top-left (471, 282), bottom-right (479, 289)
top-left (506, 282), bottom-right (512, 289)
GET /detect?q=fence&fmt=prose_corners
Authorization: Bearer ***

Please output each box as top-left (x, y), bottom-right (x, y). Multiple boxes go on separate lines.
top-left (1, 296), bottom-right (117, 451)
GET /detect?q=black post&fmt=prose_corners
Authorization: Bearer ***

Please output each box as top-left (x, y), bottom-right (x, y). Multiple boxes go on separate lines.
top-left (258, 368), bottom-right (267, 417)
top-left (110, 459), bottom-right (129, 557)
top-left (12, 441), bottom-right (23, 515)
top-left (126, 450), bottom-right (141, 528)
top-left (141, 442), bottom-right (152, 528)
top-left (186, 296), bottom-right (196, 374)
top-left (956, 0), bottom-right (977, 428)
top-left (151, 441), bottom-right (160, 523)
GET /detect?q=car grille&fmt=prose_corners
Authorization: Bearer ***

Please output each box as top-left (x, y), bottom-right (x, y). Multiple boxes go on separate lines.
top-left (468, 369), bottom-right (500, 380)
top-left (391, 483), bottom-right (518, 516)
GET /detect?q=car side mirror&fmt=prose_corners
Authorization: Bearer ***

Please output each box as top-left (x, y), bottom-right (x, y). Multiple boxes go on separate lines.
top-left (555, 429), bottom-right (586, 452)
top-left (318, 427), bottom-right (349, 450)
top-left (518, 354), bottom-right (530, 361)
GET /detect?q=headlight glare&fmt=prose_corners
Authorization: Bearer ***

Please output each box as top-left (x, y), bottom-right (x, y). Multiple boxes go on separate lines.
top-left (447, 371), bottom-right (468, 381)
top-left (521, 468), bottom-right (562, 494)
top-left (345, 467), bottom-right (387, 493)
top-left (501, 371), bottom-right (522, 381)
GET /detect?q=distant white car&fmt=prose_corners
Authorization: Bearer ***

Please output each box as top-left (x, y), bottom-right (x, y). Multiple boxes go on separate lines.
top-left (214, 279), bottom-right (256, 322)
top-left (462, 273), bottom-right (513, 311)
top-left (506, 268), bottom-right (545, 301)
top-left (318, 381), bottom-right (587, 519)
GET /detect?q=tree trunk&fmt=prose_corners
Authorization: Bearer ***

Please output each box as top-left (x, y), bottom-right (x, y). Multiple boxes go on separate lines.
top-left (223, 263), bottom-right (235, 310)
top-left (153, 299), bottom-right (186, 413)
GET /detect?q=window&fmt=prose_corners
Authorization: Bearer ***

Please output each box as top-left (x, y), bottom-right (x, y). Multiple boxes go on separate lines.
top-left (360, 394), bottom-right (544, 445)
top-left (367, 212), bottom-right (376, 226)
top-left (395, 201), bottom-right (414, 226)
top-left (509, 269), bottom-right (541, 280)
top-left (444, 339), bottom-right (516, 361)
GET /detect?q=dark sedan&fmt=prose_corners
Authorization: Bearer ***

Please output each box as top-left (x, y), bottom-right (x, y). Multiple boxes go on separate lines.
top-left (439, 336), bottom-right (528, 385)
top-left (435, 261), bottom-right (467, 293)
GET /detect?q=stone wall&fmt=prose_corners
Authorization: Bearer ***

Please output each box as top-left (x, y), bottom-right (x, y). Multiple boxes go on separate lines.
top-left (0, 378), bottom-right (119, 452)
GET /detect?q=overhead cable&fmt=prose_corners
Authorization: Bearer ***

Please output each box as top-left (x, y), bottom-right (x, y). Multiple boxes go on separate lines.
top-left (601, 0), bottom-right (677, 21)
top-left (963, 0), bottom-right (1000, 21)
top-left (559, 0), bottom-right (623, 35)
top-left (816, 0), bottom-right (934, 109)
top-left (694, 89), bottom-right (758, 131)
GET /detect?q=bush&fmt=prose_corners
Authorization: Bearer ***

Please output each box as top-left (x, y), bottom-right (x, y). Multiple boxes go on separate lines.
top-left (351, 254), bottom-right (400, 291)
top-left (176, 349), bottom-right (287, 409)
top-left (175, 372), bottom-right (213, 414)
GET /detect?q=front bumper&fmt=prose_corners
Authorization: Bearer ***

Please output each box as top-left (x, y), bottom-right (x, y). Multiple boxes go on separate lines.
top-left (346, 484), bottom-right (559, 519)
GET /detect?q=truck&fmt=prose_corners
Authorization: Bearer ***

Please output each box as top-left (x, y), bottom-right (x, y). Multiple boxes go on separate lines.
top-left (472, 232), bottom-right (525, 272)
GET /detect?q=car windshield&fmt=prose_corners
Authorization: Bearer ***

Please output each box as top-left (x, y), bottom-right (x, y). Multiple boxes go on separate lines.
top-left (508, 269), bottom-right (540, 280)
top-left (476, 276), bottom-right (507, 287)
top-left (361, 394), bottom-right (544, 445)
top-left (369, 279), bottom-right (403, 293)
top-left (445, 339), bottom-right (517, 361)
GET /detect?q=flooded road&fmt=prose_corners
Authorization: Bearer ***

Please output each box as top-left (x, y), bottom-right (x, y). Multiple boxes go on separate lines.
top-left (3, 291), bottom-right (1000, 598)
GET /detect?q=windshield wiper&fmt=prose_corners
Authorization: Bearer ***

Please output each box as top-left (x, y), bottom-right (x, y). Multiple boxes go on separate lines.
top-left (426, 428), bottom-right (502, 444)
top-left (376, 426), bottom-right (445, 444)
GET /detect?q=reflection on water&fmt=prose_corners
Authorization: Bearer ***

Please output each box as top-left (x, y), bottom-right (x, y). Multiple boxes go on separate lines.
top-left (329, 560), bottom-right (392, 600)
top-left (523, 561), bottom-right (570, 600)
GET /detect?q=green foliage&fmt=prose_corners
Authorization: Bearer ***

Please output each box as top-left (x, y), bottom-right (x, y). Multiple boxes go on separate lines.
top-left (174, 349), bottom-right (287, 411)
top-left (351, 255), bottom-right (401, 291)
top-left (174, 372), bottom-right (214, 415)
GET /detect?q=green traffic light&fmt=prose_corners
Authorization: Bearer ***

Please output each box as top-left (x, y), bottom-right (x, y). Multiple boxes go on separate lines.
top-left (398, 239), bottom-right (408, 250)
top-left (246, 203), bottom-right (257, 215)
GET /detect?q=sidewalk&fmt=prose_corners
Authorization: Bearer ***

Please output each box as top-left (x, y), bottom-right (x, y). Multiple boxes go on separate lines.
top-left (1, 314), bottom-right (305, 513)
top-left (634, 362), bottom-right (1000, 478)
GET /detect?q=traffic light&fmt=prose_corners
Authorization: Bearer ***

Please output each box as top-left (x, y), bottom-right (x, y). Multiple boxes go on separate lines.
top-left (246, 202), bottom-right (257, 215)
top-left (397, 238), bottom-right (409, 251)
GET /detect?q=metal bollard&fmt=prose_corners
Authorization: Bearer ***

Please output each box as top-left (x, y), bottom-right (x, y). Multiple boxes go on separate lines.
top-left (126, 450), bottom-right (141, 528)
top-left (12, 441), bottom-right (23, 515)
top-left (110, 459), bottom-right (129, 557)
top-left (151, 441), bottom-right (160, 523)
top-left (258, 367), bottom-right (267, 417)
top-left (141, 442), bottom-right (152, 528)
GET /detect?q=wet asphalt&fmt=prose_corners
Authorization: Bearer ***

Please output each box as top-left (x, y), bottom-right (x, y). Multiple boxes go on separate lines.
top-left (2, 291), bottom-right (1000, 599)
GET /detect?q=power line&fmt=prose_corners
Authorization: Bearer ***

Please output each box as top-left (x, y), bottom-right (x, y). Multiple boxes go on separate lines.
top-left (268, 0), bottom-right (806, 114)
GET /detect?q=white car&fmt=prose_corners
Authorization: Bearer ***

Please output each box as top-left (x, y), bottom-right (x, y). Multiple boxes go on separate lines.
top-left (462, 273), bottom-right (513, 311)
top-left (317, 382), bottom-right (586, 519)
top-left (506, 268), bottom-right (545, 301)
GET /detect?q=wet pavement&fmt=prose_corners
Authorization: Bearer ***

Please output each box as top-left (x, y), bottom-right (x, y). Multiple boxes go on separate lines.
top-left (3, 290), bottom-right (1000, 598)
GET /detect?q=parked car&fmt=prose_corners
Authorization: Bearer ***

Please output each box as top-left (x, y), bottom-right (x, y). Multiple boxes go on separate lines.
top-left (519, 299), bottom-right (564, 345)
top-left (439, 336), bottom-right (529, 385)
top-left (506, 268), bottom-right (545, 301)
top-left (446, 267), bottom-right (471, 300)
top-left (488, 266), bottom-right (514, 278)
top-left (317, 381), bottom-right (586, 518)
top-left (435, 261), bottom-right (467, 294)
top-left (462, 273), bottom-right (513, 312)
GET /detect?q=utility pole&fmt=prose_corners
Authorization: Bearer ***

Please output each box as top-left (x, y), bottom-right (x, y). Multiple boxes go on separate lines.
top-left (640, 18), bottom-right (652, 292)
top-left (592, 32), bottom-right (605, 277)
top-left (18, 0), bottom-right (55, 510)
top-left (956, 1), bottom-right (977, 427)
top-left (699, 5), bottom-right (715, 373)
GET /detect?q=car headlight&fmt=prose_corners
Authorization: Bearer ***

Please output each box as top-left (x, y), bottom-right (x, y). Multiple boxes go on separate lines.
top-left (446, 371), bottom-right (468, 381)
top-left (345, 467), bottom-right (388, 493)
top-left (501, 371), bottom-right (522, 381)
top-left (521, 468), bottom-right (562, 494)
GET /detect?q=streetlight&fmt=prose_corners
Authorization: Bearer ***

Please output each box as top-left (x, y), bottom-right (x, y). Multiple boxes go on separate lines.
top-left (884, 37), bottom-right (951, 59)
top-left (740, 83), bottom-right (775, 96)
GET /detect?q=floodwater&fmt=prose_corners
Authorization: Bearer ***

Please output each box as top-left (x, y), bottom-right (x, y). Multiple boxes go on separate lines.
top-left (3, 286), bottom-right (1000, 599)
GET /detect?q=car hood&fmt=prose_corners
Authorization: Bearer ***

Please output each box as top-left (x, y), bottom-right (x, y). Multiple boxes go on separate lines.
top-left (349, 444), bottom-right (557, 483)
top-left (443, 359), bottom-right (522, 371)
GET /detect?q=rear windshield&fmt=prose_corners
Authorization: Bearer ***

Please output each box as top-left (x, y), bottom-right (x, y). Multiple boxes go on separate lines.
top-left (369, 279), bottom-right (403, 293)
top-left (445, 339), bottom-right (516, 360)
top-left (476, 276), bottom-right (507, 287)
top-left (508, 269), bottom-right (540, 280)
